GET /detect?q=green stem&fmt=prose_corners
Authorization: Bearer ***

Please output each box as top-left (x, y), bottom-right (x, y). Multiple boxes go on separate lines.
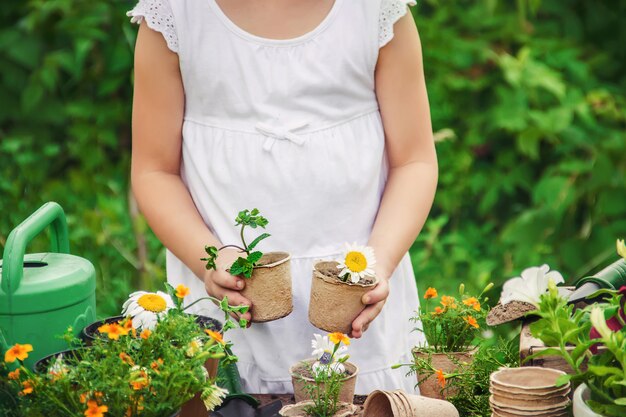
top-left (240, 224), bottom-right (249, 254)
top-left (182, 296), bottom-right (221, 311)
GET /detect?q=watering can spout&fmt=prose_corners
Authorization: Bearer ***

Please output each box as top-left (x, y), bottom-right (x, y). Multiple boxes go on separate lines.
top-left (568, 258), bottom-right (626, 303)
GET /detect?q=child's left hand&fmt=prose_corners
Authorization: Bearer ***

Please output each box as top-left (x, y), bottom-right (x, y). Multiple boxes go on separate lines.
top-left (350, 269), bottom-right (390, 339)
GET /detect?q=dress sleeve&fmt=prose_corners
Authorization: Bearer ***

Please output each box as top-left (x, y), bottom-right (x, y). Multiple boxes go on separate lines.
top-left (378, 0), bottom-right (417, 48)
top-left (127, 0), bottom-right (179, 53)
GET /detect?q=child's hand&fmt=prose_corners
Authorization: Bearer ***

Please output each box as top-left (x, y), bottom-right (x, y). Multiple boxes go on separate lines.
top-left (350, 271), bottom-right (391, 339)
top-left (203, 247), bottom-right (252, 322)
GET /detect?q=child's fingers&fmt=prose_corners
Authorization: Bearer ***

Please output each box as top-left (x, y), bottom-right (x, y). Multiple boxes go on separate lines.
top-left (350, 300), bottom-right (385, 339)
top-left (212, 270), bottom-right (245, 290)
top-left (220, 289), bottom-right (252, 322)
top-left (361, 279), bottom-right (389, 305)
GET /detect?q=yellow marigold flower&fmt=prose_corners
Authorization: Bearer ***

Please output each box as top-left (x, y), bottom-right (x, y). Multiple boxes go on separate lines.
top-left (432, 306), bottom-right (444, 315)
top-left (84, 400), bottom-right (108, 417)
top-left (328, 332), bottom-right (350, 346)
top-left (175, 284), bottom-right (190, 299)
top-left (441, 296), bottom-right (457, 309)
top-left (20, 380), bottom-right (34, 395)
top-left (463, 316), bottom-right (479, 329)
top-left (8, 369), bottom-right (20, 380)
top-left (98, 323), bottom-right (129, 340)
top-left (436, 369), bottom-right (446, 389)
top-left (4, 343), bottom-right (33, 363)
top-left (424, 287), bottom-right (438, 299)
top-left (205, 329), bottom-right (225, 345)
top-left (140, 329), bottom-right (152, 340)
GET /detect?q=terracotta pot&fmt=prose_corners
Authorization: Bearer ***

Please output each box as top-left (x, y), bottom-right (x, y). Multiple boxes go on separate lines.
top-left (279, 401), bottom-right (359, 417)
top-left (242, 252), bottom-right (293, 322)
top-left (362, 390), bottom-right (459, 417)
top-left (308, 261), bottom-right (377, 333)
top-left (573, 384), bottom-right (606, 417)
top-left (412, 348), bottom-right (477, 399)
top-left (290, 358), bottom-right (358, 404)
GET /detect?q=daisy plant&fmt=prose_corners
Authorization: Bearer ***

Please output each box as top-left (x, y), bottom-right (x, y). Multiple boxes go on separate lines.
top-left (202, 208), bottom-right (270, 279)
top-left (1, 284), bottom-right (247, 417)
top-left (303, 333), bottom-right (352, 417)
top-left (413, 283), bottom-right (492, 353)
top-left (336, 243), bottom-right (376, 284)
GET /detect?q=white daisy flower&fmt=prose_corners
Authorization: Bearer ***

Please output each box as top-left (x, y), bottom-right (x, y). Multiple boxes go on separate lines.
top-left (121, 291), bottom-right (175, 330)
top-left (185, 338), bottom-right (204, 358)
top-left (201, 384), bottom-right (229, 411)
top-left (500, 264), bottom-right (564, 306)
top-left (310, 334), bottom-right (348, 377)
top-left (336, 243), bottom-right (376, 284)
top-left (312, 360), bottom-right (345, 377)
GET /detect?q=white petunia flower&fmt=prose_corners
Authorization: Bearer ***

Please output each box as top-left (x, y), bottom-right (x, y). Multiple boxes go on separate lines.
top-left (201, 385), bottom-right (229, 411)
top-left (336, 243), bottom-right (376, 284)
top-left (121, 291), bottom-right (175, 330)
top-left (500, 264), bottom-right (564, 306)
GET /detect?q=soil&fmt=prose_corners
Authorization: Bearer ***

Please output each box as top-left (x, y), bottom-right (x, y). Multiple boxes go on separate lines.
top-left (486, 300), bottom-right (537, 326)
top-left (316, 262), bottom-right (374, 286)
top-left (292, 361), bottom-right (354, 380)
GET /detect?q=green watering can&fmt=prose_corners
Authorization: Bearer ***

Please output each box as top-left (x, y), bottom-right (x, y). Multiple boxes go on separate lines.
top-left (0, 202), bottom-right (96, 368)
top-left (569, 258), bottom-right (626, 302)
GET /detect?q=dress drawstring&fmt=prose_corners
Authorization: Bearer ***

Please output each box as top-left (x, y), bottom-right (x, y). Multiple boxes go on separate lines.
top-left (255, 121), bottom-right (309, 151)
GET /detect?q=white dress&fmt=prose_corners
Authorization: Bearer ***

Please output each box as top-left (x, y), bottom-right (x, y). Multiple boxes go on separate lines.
top-left (128, 0), bottom-right (423, 394)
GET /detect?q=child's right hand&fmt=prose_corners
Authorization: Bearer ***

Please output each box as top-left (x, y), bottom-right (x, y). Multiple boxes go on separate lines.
top-left (203, 247), bottom-right (252, 322)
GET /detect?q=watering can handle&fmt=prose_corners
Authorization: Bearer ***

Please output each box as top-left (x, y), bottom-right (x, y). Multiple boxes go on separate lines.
top-left (1, 202), bottom-right (70, 295)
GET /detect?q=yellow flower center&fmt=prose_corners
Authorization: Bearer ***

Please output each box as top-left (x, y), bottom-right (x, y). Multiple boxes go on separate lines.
top-left (345, 251), bottom-right (367, 273)
top-left (137, 294), bottom-right (167, 313)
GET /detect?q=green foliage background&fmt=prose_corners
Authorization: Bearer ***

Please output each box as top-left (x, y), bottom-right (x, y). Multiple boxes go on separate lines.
top-left (1, 0), bottom-right (625, 317)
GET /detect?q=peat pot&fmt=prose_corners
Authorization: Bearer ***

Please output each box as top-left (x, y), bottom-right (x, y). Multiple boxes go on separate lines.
top-left (309, 261), bottom-right (377, 334)
top-left (290, 358), bottom-right (359, 404)
top-left (362, 390), bottom-right (459, 417)
top-left (242, 252), bottom-right (293, 322)
top-left (412, 348), bottom-right (477, 399)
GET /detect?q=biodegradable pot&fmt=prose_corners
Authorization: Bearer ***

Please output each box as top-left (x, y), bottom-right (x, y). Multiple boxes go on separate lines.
top-left (490, 366), bottom-right (570, 395)
top-left (290, 358), bottom-right (359, 404)
top-left (573, 384), bottom-right (605, 417)
top-left (412, 348), bottom-right (477, 399)
top-left (363, 390), bottom-right (459, 417)
top-left (308, 261), bottom-right (377, 333)
top-left (241, 252), bottom-right (293, 323)
top-left (279, 401), bottom-right (359, 417)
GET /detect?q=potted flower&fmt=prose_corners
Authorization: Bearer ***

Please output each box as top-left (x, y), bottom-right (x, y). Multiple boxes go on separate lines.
top-left (308, 244), bottom-right (378, 334)
top-left (528, 240), bottom-right (626, 417)
top-left (403, 283), bottom-right (491, 399)
top-left (284, 332), bottom-right (359, 417)
top-left (202, 208), bottom-right (292, 322)
top-left (2, 285), bottom-right (248, 417)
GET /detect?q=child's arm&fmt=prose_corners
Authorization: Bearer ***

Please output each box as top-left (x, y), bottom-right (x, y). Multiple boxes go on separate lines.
top-left (130, 22), bottom-right (250, 320)
top-left (352, 12), bottom-right (438, 338)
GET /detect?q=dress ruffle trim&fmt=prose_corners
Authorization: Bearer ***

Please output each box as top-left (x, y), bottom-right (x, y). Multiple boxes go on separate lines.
top-left (127, 0), bottom-right (179, 53)
top-left (379, 0), bottom-right (417, 48)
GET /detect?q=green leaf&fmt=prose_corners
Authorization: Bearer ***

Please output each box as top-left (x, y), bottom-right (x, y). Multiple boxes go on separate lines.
top-left (555, 374), bottom-right (571, 387)
top-left (587, 365), bottom-right (622, 377)
top-left (247, 233), bottom-right (271, 251)
top-left (247, 251), bottom-right (263, 265)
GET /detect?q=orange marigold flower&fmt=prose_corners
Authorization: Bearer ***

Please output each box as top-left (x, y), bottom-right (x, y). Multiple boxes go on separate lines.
top-left (4, 343), bottom-right (33, 363)
top-left (150, 358), bottom-right (164, 373)
top-left (98, 323), bottom-right (129, 340)
top-left (432, 306), bottom-right (444, 315)
top-left (84, 399), bottom-right (108, 417)
top-left (435, 369), bottom-right (446, 389)
top-left (8, 369), bottom-right (20, 380)
top-left (20, 380), bottom-right (34, 395)
top-left (440, 296), bottom-right (457, 309)
top-left (80, 393), bottom-right (88, 404)
top-left (463, 316), bottom-right (479, 329)
top-left (328, 332), bottom-right (350, 346)
top-left (205, 329), bottom-right (225, 345)
top-left (130, 369), bottom-right (150, 391)
top-left (175, 284), bottom-right (190, 299)
top-left (119, 352), bottom-right (135, 366)
top-left (424, 287), bottom-right (438, 299)
top-left (140, 329), bottom-right (152, 340)
top-left (463, 297), bottom-right (481, 311)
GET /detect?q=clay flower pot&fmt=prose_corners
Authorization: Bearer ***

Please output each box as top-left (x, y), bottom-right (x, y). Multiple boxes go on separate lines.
top-left (412, 347), bottom-right (477, 399)
top-left (363, 390), bottom-right (459, 417)
top-left (290, 358), bottom-right (359, 404)
top-left (241, 251), bottom-right (292, 322)
top-left (308, 261), bottom-right (377, 333)
top-left (573, 384), bottom-right (605, 417)
top-left (279, 401), bottom-right (359, 417)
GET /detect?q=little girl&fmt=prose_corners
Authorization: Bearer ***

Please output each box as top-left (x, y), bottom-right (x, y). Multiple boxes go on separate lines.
top-left (127, 0), bottom-right (437, 394)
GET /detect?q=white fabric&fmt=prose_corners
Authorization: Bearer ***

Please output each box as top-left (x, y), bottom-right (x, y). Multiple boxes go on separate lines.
top-left (379, 0), bottom-right (418, 47)
top-left (127, 0), bottom-right (178, 53)
top-left (128, 0), bottom-right (424, 394)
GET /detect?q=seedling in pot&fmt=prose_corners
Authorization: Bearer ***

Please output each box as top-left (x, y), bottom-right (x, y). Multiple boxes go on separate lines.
top-left (202, 208), bottom-right (271, 278)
